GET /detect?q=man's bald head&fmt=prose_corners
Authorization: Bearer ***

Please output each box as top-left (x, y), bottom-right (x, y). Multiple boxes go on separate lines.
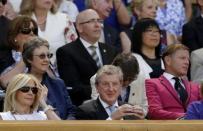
top-left (75, 9), bottom-right (103, 44)
top-left (76, 9), bottom-right (98, 27)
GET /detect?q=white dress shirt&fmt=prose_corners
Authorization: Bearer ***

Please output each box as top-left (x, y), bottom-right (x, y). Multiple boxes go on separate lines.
top-left (98, 97), bottom-right (118, 120)
top-left (163, 72), bottom-right (186, 90)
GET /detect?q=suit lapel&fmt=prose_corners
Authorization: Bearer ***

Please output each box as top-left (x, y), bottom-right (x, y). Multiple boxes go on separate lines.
top-left (94, 98), bottom-right (109, 119)
top-left (99, 43), bottom-right (108, 65)
top-left (160, 75), bottom-right (182, 104)
top-left (76, 39), bottom-right (98, 70)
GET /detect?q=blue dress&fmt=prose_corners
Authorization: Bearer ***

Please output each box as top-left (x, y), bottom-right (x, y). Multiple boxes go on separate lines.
top-left (41, 73), bottom-right (76, 119)
top-left (185, 101), bottom-right (203, 119)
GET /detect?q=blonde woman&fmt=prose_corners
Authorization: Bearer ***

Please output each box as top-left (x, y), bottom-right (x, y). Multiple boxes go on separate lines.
top-left (0, 73), bottom-right (60, 120)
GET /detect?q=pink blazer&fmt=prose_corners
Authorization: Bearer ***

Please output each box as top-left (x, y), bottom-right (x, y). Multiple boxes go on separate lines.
top-left (146, 75), bottom-right (201, 120)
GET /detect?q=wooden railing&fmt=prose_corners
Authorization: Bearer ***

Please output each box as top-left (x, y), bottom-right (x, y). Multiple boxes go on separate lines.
top-left (0, 120), bottom-right (203, 131)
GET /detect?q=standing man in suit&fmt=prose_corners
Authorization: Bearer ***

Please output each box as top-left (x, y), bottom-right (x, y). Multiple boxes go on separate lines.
top-left (182, 0), bottom-right (203, 52)
top-left (76, 65), bottom-right (144, 120)
top-left (146, 44), bottom-right (201, 120)
top-left (56, 9), bottom-right (118, 106)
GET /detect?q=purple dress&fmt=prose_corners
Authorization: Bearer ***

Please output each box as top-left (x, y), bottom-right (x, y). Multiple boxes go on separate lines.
top-left (185, 101), bottom-right (203, 119)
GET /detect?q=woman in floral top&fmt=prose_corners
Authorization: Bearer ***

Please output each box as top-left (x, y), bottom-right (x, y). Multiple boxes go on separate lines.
top-left (156, 0), bottom-right (186, 37)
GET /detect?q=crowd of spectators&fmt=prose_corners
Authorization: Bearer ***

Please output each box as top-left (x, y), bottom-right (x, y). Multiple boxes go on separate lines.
top-left (0, 0), bottom-right (203, 120)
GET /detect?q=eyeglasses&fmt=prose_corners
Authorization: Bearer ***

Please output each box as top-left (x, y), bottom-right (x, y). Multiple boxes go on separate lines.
top-left (0, 0), bottom-right (7, 5)
top-left (18, 86), bottom-right (38, 94)
top-left (19, 27), bottom-right (38, 35)
top-left (33, 53), bottom-right (53, 59)
top-left (79, 19), bottom-right (104, 25)
top-left (144, 29), bottom-right (160, 35)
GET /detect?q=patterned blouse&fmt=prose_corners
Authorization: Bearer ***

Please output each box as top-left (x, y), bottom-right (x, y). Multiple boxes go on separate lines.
top-left (156, 0), bottom-right (186, 36)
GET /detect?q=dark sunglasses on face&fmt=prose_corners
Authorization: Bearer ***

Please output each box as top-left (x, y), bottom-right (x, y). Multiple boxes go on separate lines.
top-left (0, 0), bottom-right (7, 5)
top-left (18, 86), bottom-right (38, 94)
top-left (33, 53), bottom-right (53, 59)
top-left (19, 27), bottom-right (37, 35)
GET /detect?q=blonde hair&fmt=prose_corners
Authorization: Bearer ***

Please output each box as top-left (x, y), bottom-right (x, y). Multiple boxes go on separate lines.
top-left (4, 74), bottom-right (42, 113)
top-left (131, 0), bottom-right (158, 11)
top-left (20, 0), bottom-right (57, 16)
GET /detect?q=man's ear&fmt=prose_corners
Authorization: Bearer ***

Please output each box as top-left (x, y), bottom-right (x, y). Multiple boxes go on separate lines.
top-left (91, 0), bottom-right (97, 9)
top-left (27, 59), bottom-right (32, 64)
top-left (76, 24), bottom-right (83, 34)
top-left (164, 55), bottom-right (171, 66)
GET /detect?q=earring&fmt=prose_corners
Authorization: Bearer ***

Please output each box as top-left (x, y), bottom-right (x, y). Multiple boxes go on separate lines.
top-left (14, 39), bottom-right (17, 43)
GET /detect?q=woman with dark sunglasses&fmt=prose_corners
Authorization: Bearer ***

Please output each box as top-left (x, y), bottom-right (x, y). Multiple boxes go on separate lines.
top-left (0, 15), bottom-right (38, 88)
top-left (22, 37), bottom-right (76, 120)
top-left (0, 73), bottom-right (60, 120)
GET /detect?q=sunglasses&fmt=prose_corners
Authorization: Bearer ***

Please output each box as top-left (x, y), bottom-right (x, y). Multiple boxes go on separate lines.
top-left (33, 53), bottom-right (53, 59)
top-left (19, 27), bottom-right (37, 35)
top-left (18, 86), bottom-right (38, 94)
top-left (0, 0), bottom-right (7, 5)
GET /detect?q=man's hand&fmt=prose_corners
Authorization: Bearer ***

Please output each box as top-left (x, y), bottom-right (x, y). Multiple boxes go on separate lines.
top-left (111, 104), bottom-right (144, 120)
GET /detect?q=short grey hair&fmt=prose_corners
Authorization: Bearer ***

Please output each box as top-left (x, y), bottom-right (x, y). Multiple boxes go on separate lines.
top-left (95, 65), bottom-right (123, 85)
top-left (22, 37), bottom-right (49, 70)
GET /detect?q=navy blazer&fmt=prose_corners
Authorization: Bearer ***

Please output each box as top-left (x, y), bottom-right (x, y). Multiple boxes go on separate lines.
top-left (41, 73), bottom-right (76, 119)
top-left (103, 23), bottom-right (121, 50)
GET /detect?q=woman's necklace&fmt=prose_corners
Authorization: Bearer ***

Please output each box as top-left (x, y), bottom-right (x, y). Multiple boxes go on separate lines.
top-left (37, 16), bottom-right (47, 31)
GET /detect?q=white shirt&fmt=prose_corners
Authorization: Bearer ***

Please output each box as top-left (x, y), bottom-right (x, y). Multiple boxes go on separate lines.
top-left (163, 72), bottom-right (186, 90)
top-left (8, 0), bottom-right (22, 13)
top-left (98, 97), bottom-right (118, 117)
top-left (80, 38), bottom-right (103, 66)
top-left (0, 111), bottom-right (47, 120)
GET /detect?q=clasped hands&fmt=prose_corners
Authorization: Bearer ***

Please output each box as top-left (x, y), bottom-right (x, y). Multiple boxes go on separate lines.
top-left (111, 104), bottom-right (145, 120)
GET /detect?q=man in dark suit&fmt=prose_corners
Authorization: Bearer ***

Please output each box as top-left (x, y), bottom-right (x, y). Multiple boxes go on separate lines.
top-left (75, 65), bottom-right (144, 120)
top-left (182, 0), bottom-right (203, 52)
top-left (56, 9), bottom-right (118, 106)
top-left (146, 44), bottom-right (200, 120)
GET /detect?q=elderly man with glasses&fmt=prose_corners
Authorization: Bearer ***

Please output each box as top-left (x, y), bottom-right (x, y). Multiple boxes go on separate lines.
top-left (56, 9), bottom-right (118, 106)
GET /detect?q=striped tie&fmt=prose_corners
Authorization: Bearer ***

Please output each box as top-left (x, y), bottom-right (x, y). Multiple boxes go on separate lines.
top-left (89, 46), bottom-right (101, 67)
top-left (173, 77), bottom-right (188, 103)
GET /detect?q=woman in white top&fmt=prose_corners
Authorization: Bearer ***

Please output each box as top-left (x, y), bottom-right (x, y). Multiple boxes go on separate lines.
top-left (0, 73), bottom-right (60, 120)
